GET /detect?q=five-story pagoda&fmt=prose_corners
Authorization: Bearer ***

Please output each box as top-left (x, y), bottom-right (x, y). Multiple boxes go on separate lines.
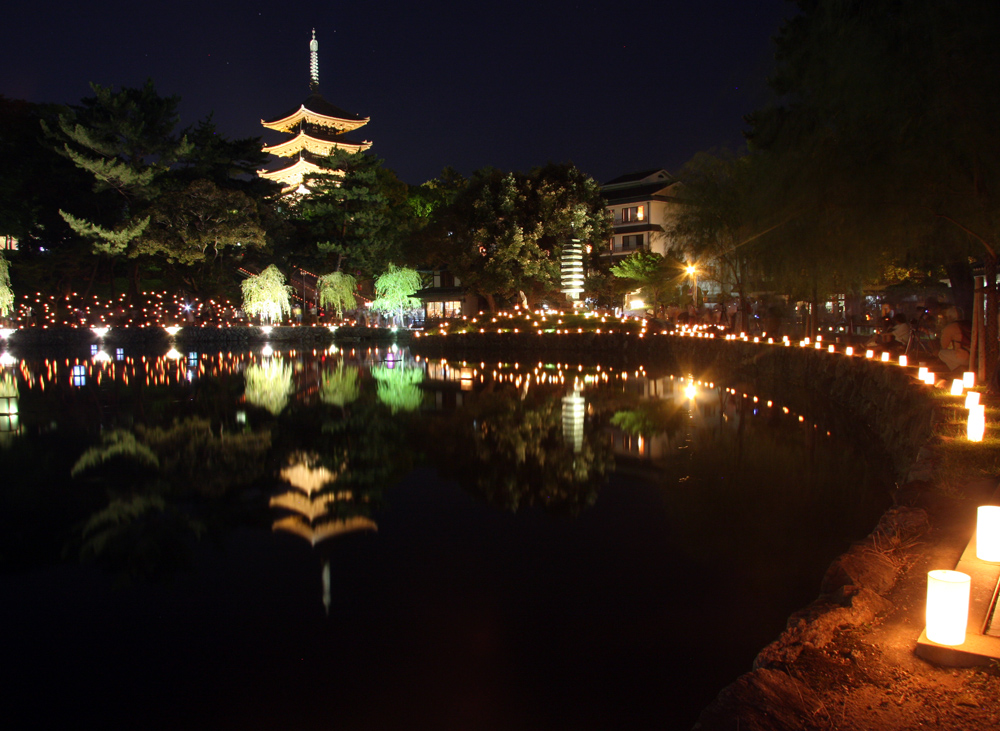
top-left (258, 29), bottom-right (372, 194)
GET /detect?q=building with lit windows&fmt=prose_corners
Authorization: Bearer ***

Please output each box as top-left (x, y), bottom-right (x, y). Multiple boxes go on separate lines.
top-left (258, 29), bottom-right (372, 194)
top-left (600, 169), bottom-right (681, 259)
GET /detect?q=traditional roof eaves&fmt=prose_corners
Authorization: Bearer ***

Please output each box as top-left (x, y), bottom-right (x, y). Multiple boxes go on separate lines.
top-left (262, 103), bottom-right (370, 133)
top-left (262, 130), bottom-right (372, 157)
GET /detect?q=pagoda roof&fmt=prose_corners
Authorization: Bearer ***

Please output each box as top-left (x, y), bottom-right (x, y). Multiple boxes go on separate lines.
top-left (262, 128), bottom-right (372, 157)
top-left (257, 156), bottom-right (344, 193)
top-left (262, 93), bottom-right (369, 133)
top-left (272, 515), bottom-right (378, 546)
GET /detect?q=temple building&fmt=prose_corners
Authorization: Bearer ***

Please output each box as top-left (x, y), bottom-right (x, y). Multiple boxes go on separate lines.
top-left (258, 29), bottom-right (372, 194)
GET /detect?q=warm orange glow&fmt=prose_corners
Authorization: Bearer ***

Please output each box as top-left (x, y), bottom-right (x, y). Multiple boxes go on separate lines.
top-left (925, 570), bottom-right (970, 646)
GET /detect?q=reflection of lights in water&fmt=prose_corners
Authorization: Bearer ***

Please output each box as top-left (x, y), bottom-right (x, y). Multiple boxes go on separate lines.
top-left (235, 410), bottom-right (247, 424)
top-left (684, 382), bottom-right (697, 399)
top-left (92, 350), bottom-right (111, 362)
top-left (166, 348), bottom-right (182, 360)
top-left (0, 352), bottom-right (15, 367)
top-left (91, 326), bottom-right (109, 338)
top-left (71, 365), bottom-right (86, 387)
top-left (561, 387), bottom-right (585, 453)
top-left (262, 344), bottom-right (274, 357)
top-left (0, 328), bottom-right (14, 339)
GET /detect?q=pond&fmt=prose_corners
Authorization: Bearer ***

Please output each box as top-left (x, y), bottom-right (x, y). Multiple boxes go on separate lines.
top-left (0, 342), bottom-right (893, 729)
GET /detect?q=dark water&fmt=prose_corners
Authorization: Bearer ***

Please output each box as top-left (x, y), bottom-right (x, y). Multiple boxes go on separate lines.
top-left (0, 344), bottom-right (892, 729)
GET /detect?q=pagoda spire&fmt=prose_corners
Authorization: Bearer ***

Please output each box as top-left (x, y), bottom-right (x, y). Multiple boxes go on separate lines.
top-left (309, 29), bottom-right (319, 93)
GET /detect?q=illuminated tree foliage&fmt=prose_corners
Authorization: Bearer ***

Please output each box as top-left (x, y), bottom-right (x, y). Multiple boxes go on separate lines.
top-left (244, 358), bottom-right (294, 415)
top-left (138, 179), bottom-right (267, 265)
top-left (609, 250), bottom-right (681, 312)
top-left (241, 264), bottom-right (293, 324)
top-left (370, 264), bottom-right (421, 325)
top-left (0, 252), bottom-right (13, 317)
top-left (423, 164), bottom-right (611, 311)
top-left (316, 270), bottom-right (358, 319)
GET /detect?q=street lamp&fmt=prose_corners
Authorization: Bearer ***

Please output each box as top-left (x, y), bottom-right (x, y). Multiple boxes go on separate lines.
top-left (685, 264), bottom-right (698, 308)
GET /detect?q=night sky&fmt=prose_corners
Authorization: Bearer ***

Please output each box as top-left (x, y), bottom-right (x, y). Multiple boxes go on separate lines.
top-left (2, 0), bottom-right (794, 185)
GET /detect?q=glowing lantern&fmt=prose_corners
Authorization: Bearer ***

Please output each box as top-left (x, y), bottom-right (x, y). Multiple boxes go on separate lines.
top-left (950, 379), bottom-right (964, 396)
top-left (918, 366), bottom-right (928, 381)
top-left (866, 350), bottom-right (874, 359)
top-left (967, 403), bottom-right (985, 442)
top-left (881, 352), bottom-right (890, 362)
top-left (925, 570), bottom-right (971, 646)
top-left (684, 382), bottom-right (696, 399)
top-left (898, 355), bottom-right (907, 367)
top-left (923, 372), bottom-right (935, 386)
top-left (965, 391), bottom-right (980, 409)
top-left (828, 345), bottom-right (835, 353)
top-left (977, 506), bottom-right (1000, 562)
top-left (845, 346), bottom-right (854, 356)
top-left (963, 372), bottom-right (975, 389)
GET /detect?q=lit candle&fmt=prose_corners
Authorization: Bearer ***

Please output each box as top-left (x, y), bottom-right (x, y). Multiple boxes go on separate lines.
top-left (963, 372), bottom-right (975, 389)
top-left (866, 350), bottom-right (874, 359)
top-left (965, 391), bottom-right (980, 409)
top-left (845, 346), bottom-right (853, 356)
top-left (899, 355), bottom-right (907, 367)
top-left (951, 379), bottom-right (965, 396)
top-left (881, 352), bottom-right (890, 362)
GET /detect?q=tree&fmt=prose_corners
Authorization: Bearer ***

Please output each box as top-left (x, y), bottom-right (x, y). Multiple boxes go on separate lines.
top-left (316, 271), bottom-right (357, 319)
top-left (241, 265), bottom-right (293, 324)
top-left (50, 81), bottom-right (190, 250)
top-left (610, 250), bottom-right (682, 313)
top-left (294, 149), bottom-right (410, 277)
top-left (748, 0), bottom-right (1000, 374)
top-left (433, 164), bottom-right (611, 311)
top-left (139, 179), bottom-right (267, 266)
top-left (0, 252), bottom-right (13, 319)
top-left (370, 264), bottom-right (421, 325)
top-left (668, 151), bottom-right (786, 330)
top-left (47, 80), bottom-right (192, 299)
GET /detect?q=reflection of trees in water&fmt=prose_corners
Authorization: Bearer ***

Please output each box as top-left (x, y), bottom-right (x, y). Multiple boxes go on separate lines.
top-left (371, 363), bottom-right (423, 413)
top-left (68, 417), bottom-right (271, 583)
top-left (244, 359), bottom-right (294, 415)
top-left (430, 390), bottom-right (613, 515)
top-left (610, 401), bottom-right (686, 441)
top-left (320, 362), bottom-right (360, 407)
top-left (0, 372), bottom-right (19, 447)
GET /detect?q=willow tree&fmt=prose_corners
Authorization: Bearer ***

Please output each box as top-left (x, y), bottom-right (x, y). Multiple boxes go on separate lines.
top-left (241, 265), bottom-right (293, 325)
top-left (370, 264), bottom-right (421, 326)
top-left (316, 271), bottom-right (357, 319)
top-left (0, 252), bottom-right (13, 319)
